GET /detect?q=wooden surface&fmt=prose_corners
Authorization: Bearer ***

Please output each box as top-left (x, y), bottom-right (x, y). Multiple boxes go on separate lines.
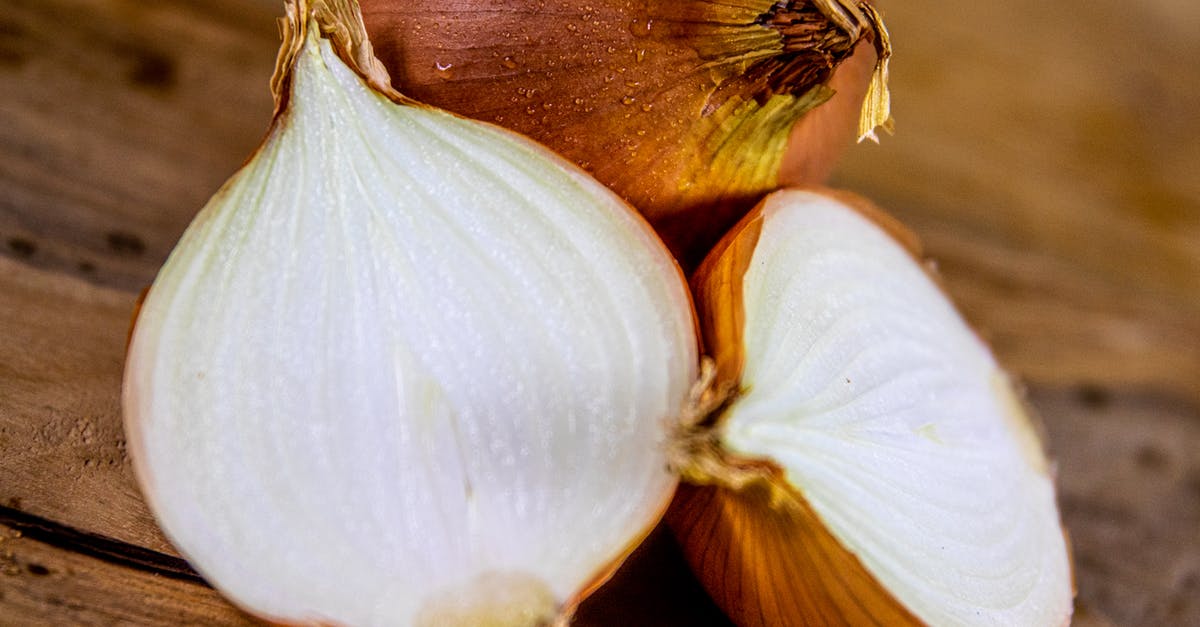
top-left (0, 0), bottom-right (1196, 625)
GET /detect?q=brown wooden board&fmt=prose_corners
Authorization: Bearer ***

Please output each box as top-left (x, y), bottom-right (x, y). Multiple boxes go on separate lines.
top-left (0, 519), bottom-right (256, 625)
top-left (1, 0), bottom-right (1196, 624)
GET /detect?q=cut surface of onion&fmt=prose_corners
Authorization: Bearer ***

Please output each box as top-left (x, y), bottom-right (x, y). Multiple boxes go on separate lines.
top-left (122, 2), bottom-right (697, 625)
top-left (671, 189), bottom-right (1073, 626)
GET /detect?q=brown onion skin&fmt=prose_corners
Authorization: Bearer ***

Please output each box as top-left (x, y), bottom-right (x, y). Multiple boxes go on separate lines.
top-left (359, 0), bottom-right (878, 270)
top-left (668, 483), bottom-right (921, 627)
top-left (778, 42), bottom-right (877, 186)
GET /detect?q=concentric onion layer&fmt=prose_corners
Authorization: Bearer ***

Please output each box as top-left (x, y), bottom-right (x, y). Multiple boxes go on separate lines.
top-left (123, 26), bottom-right (696, 627)
top-left (715, 190), bottom-right (1072, 625)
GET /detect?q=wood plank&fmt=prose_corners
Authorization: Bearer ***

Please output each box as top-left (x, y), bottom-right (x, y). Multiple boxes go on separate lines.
top-left (0, 518), bottom-right (254, 625)
top-left (1037, 387), bottom-right (1200, 627)
top-left (0, 0), bottom-right (279, 291)
top-left (0, 256), bottom-right (173, 554)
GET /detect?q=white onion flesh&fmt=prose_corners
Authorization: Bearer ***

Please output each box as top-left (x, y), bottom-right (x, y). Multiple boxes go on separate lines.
top-left (123, 24), bottom-right (696, 627)
top-left (720, 190), bottom-right (1072, 626)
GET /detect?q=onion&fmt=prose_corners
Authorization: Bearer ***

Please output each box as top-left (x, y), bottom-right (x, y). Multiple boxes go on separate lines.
top-left (358, 0), bottom-right (892, 268)
top-left (122, 1), bottom-right (697, 624)
top-left (123, 1), bottom-right (1070, 624)
top-left (669, 189), bottom-right (1074, 626)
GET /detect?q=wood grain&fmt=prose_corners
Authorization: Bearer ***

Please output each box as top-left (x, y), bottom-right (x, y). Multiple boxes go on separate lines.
top-left (0, 0), bottom-right (279, 292)
top-left (1036, 387), bottom-right (1200, 626)
top-left (0, 0), bottom-right (1196, 625)
top-left (0, 256), bottom-right (170, 553)
top-left (0, 520), bottom-right (255, 625)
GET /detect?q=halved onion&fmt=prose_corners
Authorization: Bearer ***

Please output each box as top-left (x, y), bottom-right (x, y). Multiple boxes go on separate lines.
top-left (122, 2), bottom-right (697, 625)
top-left (670, 189), bottom-right (1074, 626)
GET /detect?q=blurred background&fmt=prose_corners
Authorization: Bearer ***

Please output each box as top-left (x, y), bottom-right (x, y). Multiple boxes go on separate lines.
top-left (0, 0), bottom-right (1196, 624)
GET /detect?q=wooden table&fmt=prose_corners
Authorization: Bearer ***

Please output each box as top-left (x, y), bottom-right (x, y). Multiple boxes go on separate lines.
top-left (2, 0), bottom-right (1196, 624)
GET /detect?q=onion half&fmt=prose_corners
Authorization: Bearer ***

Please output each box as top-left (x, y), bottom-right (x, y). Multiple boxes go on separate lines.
top-left (122, 1), bottom-right (697, 625)
top-left (670, 189), bottom-right (1074, 626)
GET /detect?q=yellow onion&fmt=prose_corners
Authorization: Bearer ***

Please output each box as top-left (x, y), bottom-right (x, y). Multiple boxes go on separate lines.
top-left (668, 189), bottom-right (1074, 626)
top-left (358, 0), bottom-right (892, 268)
top-left (122, 1), bottom-right (1070, 624)
top-left (123, 1), bottom-right (698, 624)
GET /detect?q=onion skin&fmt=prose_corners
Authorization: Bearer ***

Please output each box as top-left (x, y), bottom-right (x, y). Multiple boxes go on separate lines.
top-left (689, 209), bottom-right (762, 395)
top-left (359, 0), bottom-right (885, 269)
top-left (669, 483), bottom-right (920, 627)
top-left (671, 188), bottom-right (1073, 626)
top-left (778, 42), bottom-right (878, 186)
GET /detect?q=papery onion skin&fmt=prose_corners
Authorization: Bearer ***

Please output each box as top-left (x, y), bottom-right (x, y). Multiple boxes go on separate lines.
top-left (669, 189), bottom-right (1073, 627)
top-left (123, 1), bottom-right (698, 625)
top-left (359, 0), bottom-right (889, 270)
top-left (778, 43), bottom-right (878, 186)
